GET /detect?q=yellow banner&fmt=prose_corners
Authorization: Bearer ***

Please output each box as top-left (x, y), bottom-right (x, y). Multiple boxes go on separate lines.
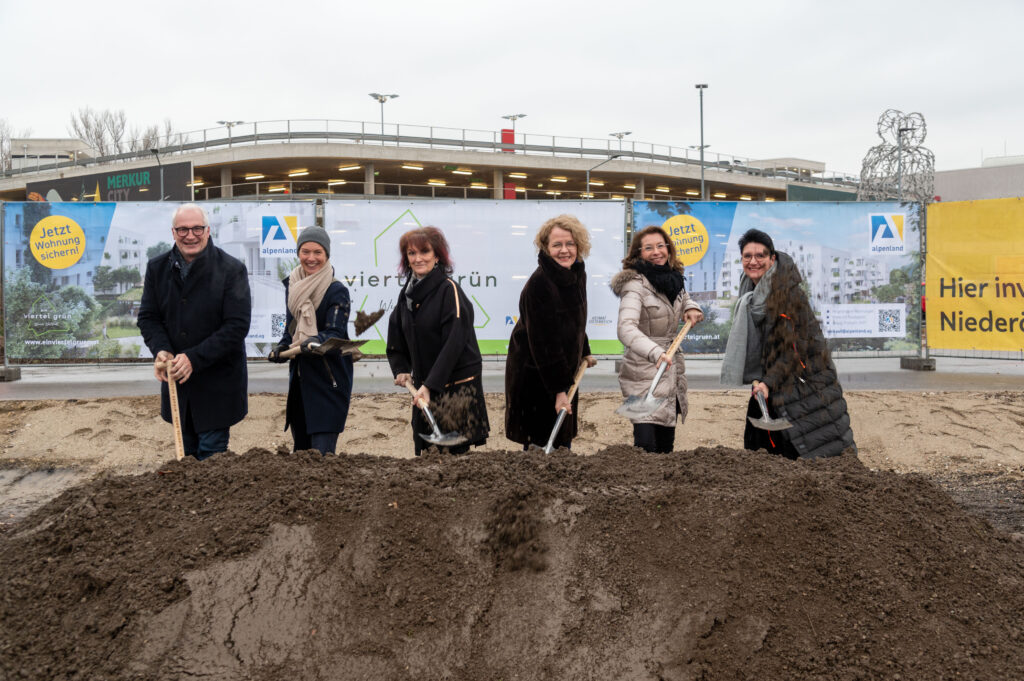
top-left (926, 198), bottom-right (1024, 351)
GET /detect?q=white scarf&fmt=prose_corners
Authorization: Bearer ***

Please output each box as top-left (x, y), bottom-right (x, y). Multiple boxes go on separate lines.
top-left (286, 264), bottom-right (335, 348)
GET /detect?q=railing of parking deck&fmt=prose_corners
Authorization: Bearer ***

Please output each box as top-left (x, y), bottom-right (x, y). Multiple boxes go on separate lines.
top-left (2, 119), bottom-right (860, 188)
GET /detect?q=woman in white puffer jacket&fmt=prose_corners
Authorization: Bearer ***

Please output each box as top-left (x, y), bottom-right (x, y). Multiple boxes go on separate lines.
top-left (611, 226), bottom-right (704, 452)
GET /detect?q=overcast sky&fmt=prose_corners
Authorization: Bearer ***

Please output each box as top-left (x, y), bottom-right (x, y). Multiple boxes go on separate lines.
top-left (3, 0), bottom-right (1021, 174)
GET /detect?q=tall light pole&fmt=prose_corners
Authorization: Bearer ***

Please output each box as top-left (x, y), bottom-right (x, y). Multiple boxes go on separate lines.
top-left (502, 113), bottom-right (527, 152)
top-left (217, 120), bottom-right (244, 147)
top-left (896, 125), bottom-right (915, 201)
top-left (609, 131), bottom-right (631, 151)
top-left (695, 84), bottom-right (708, 200)
top-left (150, 148), bottom-right (164, 201)
top-left (586, 154), bottom-right (622, 199)
top-left (369, 93), bottom-right (399, 146)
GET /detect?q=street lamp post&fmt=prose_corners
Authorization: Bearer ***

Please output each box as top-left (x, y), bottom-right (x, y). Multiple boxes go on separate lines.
top-left (609, 131), bottom-right (631, 152)
top-left (216, 120), bottom-right (244, 147)
top-left (695, 84), bottom-right (708, 200)
top-left (896, 125), bottom-right (915, 201)
top-left (586, 154), bottom-right (622, 199)
top-left (369, 93), bottom-right (399, 146)
top-left (502, 114), bottom-right (527, 151)
top-left (150, 148), bottom-right (164, 201)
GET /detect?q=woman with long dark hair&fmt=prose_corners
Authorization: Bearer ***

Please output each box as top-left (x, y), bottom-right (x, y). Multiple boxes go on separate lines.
top-left (720, 228), bottom-right (855, 459)
top-left (386, 226), bottom-right (489, 455)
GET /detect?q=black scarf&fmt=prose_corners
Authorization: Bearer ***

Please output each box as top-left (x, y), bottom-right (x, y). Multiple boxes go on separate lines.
top-left (538, 250), bottom-right (585, 287)
top-left (633, 260), bottom-right (685, 302)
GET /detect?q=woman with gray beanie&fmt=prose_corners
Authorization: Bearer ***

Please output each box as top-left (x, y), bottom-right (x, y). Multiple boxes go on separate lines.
top-left (268, 226), bottom-right (354, 455)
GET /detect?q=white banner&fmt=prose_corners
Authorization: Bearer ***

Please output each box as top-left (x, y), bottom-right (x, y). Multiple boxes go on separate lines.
top-left (323, 200), bottom-right (627, 354)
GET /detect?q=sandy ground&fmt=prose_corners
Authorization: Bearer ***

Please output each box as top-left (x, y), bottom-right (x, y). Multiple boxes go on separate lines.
top-left (2, 389), bottom-right (1023, 477)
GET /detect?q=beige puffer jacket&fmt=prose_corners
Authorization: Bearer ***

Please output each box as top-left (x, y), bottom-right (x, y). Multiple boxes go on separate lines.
top-left (611, 269), bottom-right (701, 426)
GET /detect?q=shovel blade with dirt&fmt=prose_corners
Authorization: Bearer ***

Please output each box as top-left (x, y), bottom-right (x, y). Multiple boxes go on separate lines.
top-left (404, 380), bottom-right (469, 448)
top-left (277, 337), bottom-right (366, 360)
top-left (534, 360), bottom-right (589, 454)
top-left (748, 381), bottom-right (793, 431)
top-left (616, 320), bottom-right (693, 419)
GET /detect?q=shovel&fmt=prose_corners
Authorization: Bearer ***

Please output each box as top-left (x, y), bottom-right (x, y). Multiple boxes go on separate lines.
top-left (404, 379), bottom-right (469, 448)
top-left (616, 320), bottom-right (694, 419)
top-left (747, 380), bottom-right (793, 431)
top-left (158, 361), bottom-right (185, 461)
top-left (276, 336), bottom-right (366, 360)
top-left (537, 360), bottom-right (589, 454)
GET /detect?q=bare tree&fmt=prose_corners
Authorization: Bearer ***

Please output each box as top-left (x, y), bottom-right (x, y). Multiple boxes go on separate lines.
top-left (69, 108), bottom-right (179, 160)
top-left (0, 118), bottom-right (33, 172)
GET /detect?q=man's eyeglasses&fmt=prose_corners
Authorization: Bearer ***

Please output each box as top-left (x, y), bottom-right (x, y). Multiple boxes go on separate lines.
top-left (741, 251), bottom-right (771, 263)
top-left (174, 225), bottom-right (207, 237)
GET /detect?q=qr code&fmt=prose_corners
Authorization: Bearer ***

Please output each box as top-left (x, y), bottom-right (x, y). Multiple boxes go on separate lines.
top-left (271, 313), bottom-right (287, 338)
top-left (878, 308), bottom-right (901, 333)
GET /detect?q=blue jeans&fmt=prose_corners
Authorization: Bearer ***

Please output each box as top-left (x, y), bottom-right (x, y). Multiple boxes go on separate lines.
top-left (181, 409), bottom-right (230, 461)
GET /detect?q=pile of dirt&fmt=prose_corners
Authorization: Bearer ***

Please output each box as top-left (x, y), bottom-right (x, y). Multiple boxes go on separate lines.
top-left (2, 446), bottom-right (1023, 680)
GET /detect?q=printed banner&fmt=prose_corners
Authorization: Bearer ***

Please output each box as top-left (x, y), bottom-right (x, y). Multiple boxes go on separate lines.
top-left (632, 201), bottom-right (922, 354)
top-left (2, 201), bottom-right (316, 360)
top-left (926, 198), bottom-right (1024, 352)
top-left (322, 200), bottom-right (627, 354)
top-left (2, 200), bottom-right (625, 359)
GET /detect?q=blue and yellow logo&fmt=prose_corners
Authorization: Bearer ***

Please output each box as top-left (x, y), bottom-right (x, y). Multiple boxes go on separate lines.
top-left (260, 216), bottom-right (299, 257)
top-left (869, 214), bottom-right (905, 254)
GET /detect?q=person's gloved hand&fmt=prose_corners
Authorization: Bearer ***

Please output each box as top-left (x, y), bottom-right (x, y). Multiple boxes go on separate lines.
top-left (267, 344), bottom-right (290, 363)
top-left (300, 337), bottom-right (320, 354)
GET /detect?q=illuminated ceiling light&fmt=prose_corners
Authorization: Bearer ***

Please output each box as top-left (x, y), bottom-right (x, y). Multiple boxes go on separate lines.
top-left (244, 174), bottom-right (265, 180)
top-left (470, 182), bottom-right (488, 188)
top-left (545, 190), bottom-right (562, 195)
top-left (656, 186), bottom-right (670, 193)
top-left (588, 180), bottom-right (604, 186)
top-left (188, 180), bottom-right (204, 187)
top-left (550, 176), bottom-right (568, 183)
top-left (580, 192), bottom-right (595, 198)
top-left (427, 179), bottom-right (446, 186)
top-left (451, 168), bottom-right (472, 175)
top-left (508, 172), bottom-right (527, 178)
top-left (328, 180), bottom-right (347, 186)
top-left (713, 192), bottom-right (727, 199)
top-left (765, 197), bottom-right (776, 202)
top-left (685, 188), bottom-right (700, 196)
top-left (401, 164), bottom-right (423, 170)
top-left (288, 170), bottom-right (309, 177)
top-left (623, 183), bottom-right (636, 189)
top-left (515, 186), bottom-right (526, 193)
top-left (138, 187), bottom-right (149, 192)
top-left (611, 194), bottom-right (625, 200)
top-left (268, 186), bottom-right (287, 192)
top-left (337, 164), bottom-right (361, 172)
top-left (739, 194), bottom-right (752, 201)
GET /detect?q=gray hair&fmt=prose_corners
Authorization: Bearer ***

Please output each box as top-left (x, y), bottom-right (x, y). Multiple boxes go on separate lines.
top-left (171, 203), bottom-right (210, 228)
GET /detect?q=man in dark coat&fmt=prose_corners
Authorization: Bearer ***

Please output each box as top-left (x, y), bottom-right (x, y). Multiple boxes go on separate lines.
top-left (137, 203), bottom-right (252, 460)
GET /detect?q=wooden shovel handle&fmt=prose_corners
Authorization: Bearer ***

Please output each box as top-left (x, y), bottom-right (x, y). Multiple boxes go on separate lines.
top-left (158, 361), bottom-right (185, 461)
top-left (664, 320), bottom-right (694, 359)
top-left (403, 378), bottom-right (428, 409)
top-left (565, 360), bottom-right (588, 402)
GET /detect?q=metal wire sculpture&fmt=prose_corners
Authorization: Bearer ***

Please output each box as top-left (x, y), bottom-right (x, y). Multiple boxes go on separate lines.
top-left (858, 109), bottom-right (935, 203)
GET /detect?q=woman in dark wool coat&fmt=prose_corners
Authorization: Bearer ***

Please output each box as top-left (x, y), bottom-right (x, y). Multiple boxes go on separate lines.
top-left (505, 214), bottom-right (597, 450)
top-left (721, 228), bottom-right (855, 459)
top-left (386, 226), bottom-right (489, 456)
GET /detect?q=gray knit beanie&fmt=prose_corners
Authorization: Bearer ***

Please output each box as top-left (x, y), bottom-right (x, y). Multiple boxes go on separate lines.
top-left (297, 226), bottom-right (331, 258)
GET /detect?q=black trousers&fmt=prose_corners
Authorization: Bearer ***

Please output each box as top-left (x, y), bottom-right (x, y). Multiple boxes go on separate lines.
top-left (743, 395), bottom-right (799, 460)
top-left (633, 423), bottom-right (675, 453)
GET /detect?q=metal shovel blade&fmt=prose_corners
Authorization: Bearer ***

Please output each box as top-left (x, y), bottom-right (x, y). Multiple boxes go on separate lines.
top-left (748, 391), bottom-right (793, 431)
top-left (418, 430), bottom-right (469, 447)
top-left (309, 337), bottom-right (366, 356)
top-left (616, 361), bottom-right (670, 418)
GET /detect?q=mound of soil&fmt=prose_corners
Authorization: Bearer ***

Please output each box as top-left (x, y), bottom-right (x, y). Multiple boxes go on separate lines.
top-left (2, 446), bottom-right (1023, 680)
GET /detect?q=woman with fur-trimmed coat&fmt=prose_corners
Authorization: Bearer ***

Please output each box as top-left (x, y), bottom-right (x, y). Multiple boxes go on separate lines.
top-left (612, 226), bottom-right (704, 453)
top-left (505, 214), bottom-right (597, 450)
top-left (720, 228), bottom-right (855, 459)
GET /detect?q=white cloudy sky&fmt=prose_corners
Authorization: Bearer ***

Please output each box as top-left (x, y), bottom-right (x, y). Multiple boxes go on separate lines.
top-left (2, 0), bottom-right (1021, 174)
